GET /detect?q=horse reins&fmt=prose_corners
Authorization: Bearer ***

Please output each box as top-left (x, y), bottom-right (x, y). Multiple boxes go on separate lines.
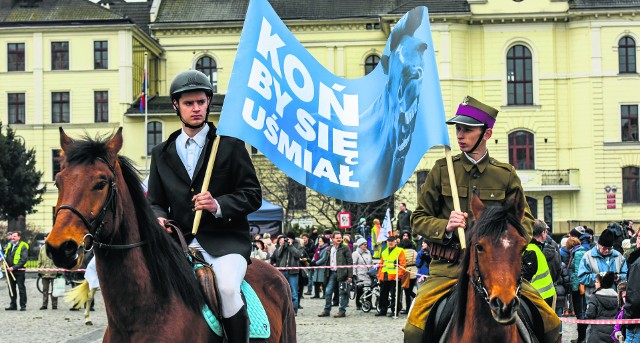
top-left (54, 157), bottom-right (146, 251)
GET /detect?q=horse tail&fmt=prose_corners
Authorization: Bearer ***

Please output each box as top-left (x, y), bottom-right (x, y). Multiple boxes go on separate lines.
top-left (65, 279), bottom-right (90, 308)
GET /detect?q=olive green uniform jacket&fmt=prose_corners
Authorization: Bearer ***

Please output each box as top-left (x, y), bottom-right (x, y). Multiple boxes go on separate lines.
top-left (412, 152), bottom-right (534, 278)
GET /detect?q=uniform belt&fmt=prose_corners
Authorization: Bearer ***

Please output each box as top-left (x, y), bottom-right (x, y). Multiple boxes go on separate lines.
top-left (430, 241), bottom-right (462, 262)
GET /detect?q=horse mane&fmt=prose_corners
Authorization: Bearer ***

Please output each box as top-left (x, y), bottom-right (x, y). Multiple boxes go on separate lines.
top-left (64, 133), bottom-right (205, 312)
top-left (453, 203), bottom-right (526, 334)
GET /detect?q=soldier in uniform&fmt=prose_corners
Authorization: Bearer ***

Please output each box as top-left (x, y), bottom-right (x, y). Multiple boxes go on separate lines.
top-left (403, 96), bottom-right (560, 342)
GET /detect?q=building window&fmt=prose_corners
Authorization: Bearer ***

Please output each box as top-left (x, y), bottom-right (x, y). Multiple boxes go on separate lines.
top-left (195, 56), bottom-right (217, 93)
top-left (287, 178), bottom-right (307, 210)
top-left (507, 45), bottom-right (533, 105)
top-left (8, 43), bottom-right (25, 72)
top-left (508, 130), bottom-right (535, 170)
top-left (52, 149), bottom-right (61, 181)
top-left (94, 41), bottom-right (108, 69)
top-left (619, 36), bottom-right (637, 74)
top-left (51, 42), bottom-right (69, 70)
top-left (623, 166), bottom-right (640, 204)
top-left (147, 121), bottom-right (162, 155)
top-left (364, 55), bottom-right (380, 75)
top-left (51, 92), bottom-right (70, 123)
top-left (621, 105), bottom-right (639, 142)
top-left (94, 91), bottom-right (108, 122)
top-left (8, 93), bottom-right (25, 124)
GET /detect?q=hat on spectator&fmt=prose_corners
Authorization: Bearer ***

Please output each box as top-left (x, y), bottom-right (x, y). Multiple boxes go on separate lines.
top-left (323, 229), bottom-right (332, 235)
top-left (359, 218), bottom-right (366, 224)
top-left (387, 235), bottom-right (397, 241)
top-left (570, 226), bottom-right (586, 238)
top-left (286, 231), bottom-right (296, 240)
top-left (355, 238), bottom-right (367, 247)
top-left (446, 96), bottom-right (499, 128)
top-left (598, 229), bottom-right (615, 248)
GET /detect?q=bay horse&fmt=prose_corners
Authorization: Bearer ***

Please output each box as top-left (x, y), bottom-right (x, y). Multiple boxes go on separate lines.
top-left (45, 128), bottom-right (296, 342)
top-left (445, 190), bottom-right (531, 343)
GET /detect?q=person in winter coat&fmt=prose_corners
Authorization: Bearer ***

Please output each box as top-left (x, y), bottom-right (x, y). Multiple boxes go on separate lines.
top-left (317, 231), bottom-right (353, 318)
top-left (623, 240), bottom-right (640, 343)
top-left (37, 243), bottom-right (59, 310)
top-left (578, 229), bottom-right (628, 301)
top-left (311, 236), bottom-right (329, 299)
top-left (415, 241), bottom-right (431, 287)
top-left (352, 237), bottom-right (372, 310)
top-left (250, 240), bottom-right (268, 260)
top-left (569, 234), bottom-right (591, 343)
top-left (611, 281), bottom-right (627, 343)
top-left (585, 272), bottom-right (618, 343)
top-left (399, 238), bottom-right (418, 314)
top-left (275, 231), bottom-right (304, 314)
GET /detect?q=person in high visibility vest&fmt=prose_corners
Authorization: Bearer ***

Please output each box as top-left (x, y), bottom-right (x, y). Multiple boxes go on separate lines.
top-left (523, 222), bottom-right (557, 308)
top-left (4, 231), bottom-right (29, 311)
top-left (375, 235), bottom-right (406, 317)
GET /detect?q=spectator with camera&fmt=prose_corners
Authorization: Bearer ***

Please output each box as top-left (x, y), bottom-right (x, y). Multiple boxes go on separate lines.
top-left (275, 231), bottom-right (304, 315)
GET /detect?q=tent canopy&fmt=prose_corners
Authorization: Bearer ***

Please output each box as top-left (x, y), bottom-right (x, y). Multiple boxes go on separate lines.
top-left (248, 199), bottom-right (283, 222)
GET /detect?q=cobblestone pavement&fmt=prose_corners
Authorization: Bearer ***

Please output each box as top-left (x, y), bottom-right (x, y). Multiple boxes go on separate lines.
top-left (0, 276), bottom-right (579, 342)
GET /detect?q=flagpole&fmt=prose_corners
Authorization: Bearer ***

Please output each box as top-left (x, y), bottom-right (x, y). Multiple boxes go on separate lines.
top-left (144, 52), bottom-right (149, 173)
top-left (444, 146), bottom-right (466, 249)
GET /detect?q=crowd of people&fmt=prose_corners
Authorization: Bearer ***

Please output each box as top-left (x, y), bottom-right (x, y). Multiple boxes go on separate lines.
top-left (250, 208), bottom-right (432, 320)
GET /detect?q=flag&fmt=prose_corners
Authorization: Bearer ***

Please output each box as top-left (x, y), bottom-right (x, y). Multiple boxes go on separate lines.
top-left (140, 68), bottom-right (147, 113)
top-left (378, 208), bottom-right (392, 243)
top-left (218, 0), bottom-right (449, 202)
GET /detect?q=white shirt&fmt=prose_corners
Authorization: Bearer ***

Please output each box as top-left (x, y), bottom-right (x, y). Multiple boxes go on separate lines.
top-left (464, 150), bottom-right (488, 165)
top-left (175, 125), bottom-right (222, 217)
top-left (176, 125), bottom-right (209, 180)
top-left (330, 245), bottom-right (338, 271)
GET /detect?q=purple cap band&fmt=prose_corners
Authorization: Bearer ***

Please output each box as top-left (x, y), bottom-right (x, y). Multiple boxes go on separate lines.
top-left (456, 105), bottom-right (496, 128)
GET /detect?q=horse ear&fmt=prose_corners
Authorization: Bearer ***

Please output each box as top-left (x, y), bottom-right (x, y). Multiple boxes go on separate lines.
top-left (511, 188), bottom-right (526, 223)
top-left (470, 191), bottom-right (484, 220)
top-left (105, 127), bottom-right (123, 164)
top-left (59, 127), bottom-right (73, 153)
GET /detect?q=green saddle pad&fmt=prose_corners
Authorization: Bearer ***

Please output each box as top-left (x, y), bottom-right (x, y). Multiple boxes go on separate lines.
top-left (202, 280), bottom-right (270, 339)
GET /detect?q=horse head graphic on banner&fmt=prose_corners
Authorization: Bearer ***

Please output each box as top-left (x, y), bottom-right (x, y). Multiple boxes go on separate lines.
top-left (218, 0), bottom-right (450, 202)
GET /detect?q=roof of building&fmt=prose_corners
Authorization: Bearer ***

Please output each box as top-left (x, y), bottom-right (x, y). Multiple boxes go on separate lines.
top-left (104, 0), bottom-right (151, 34)
top-left (154, 0), bottom-right (470, 24)
top-left (0, 0), bottom-right (128, 25)
top-left (570, 0), bottom-right (640, 10)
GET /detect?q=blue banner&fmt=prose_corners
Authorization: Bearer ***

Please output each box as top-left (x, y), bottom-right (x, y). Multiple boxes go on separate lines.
top-left (218, 0), bottom-right (450, 202)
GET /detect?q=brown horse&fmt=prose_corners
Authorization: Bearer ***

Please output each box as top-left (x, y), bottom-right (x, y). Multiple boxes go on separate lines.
top-left (45, 128), bottom-right (296, 342)
top-left (446, 190), bottom-right (529, 343)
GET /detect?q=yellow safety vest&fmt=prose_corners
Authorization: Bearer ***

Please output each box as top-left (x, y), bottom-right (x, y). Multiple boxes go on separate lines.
top-left (526, 243), bottom-right (556, 300)
top-left (381, 247), bottom-right (404, 275)
top-left (4, 241), bottom-right (29, 265)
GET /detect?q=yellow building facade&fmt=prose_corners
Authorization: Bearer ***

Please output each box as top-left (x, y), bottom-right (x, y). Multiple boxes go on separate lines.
top-left (2, 0), bottom-right (639, 233)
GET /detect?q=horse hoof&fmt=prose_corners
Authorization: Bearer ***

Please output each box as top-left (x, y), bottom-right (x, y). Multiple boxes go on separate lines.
top-left (85, 321), bottom-right (93, 326)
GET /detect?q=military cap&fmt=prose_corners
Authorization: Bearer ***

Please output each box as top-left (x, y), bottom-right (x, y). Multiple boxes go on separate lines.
top-left (446, 96), bottom-right (499, 128)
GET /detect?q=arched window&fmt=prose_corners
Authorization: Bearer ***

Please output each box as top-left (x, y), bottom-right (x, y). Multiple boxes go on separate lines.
top-left (619, 36), bottom-right (637, 74)
top-left (623, 166), bottom-right (640, 204)
top-left (543, 196), bottom-right (553, 232)
top-left (195, 56), bottom-right (218, 93)
top-left (526, 196), bottom-right (538, 219)
top-left (506, 45), bottom-right (533, 105)
top-left (508, 130), bottom-right (535, 170)
top-left (364, 55), bottom-right (380, 75)
top-left (147, 121), bottom-right (162, 156)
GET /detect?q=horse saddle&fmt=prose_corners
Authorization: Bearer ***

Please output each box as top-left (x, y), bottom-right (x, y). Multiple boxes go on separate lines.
top-left (423, 286), bottom-right (543, 343)
top-left (166, 221), bottom-right (270, 339)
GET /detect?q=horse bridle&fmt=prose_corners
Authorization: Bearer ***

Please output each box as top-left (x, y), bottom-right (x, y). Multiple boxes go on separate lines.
top-left (54, 157), bottom-right (146, 251)
top-left (469, 229), bottom-right (523, 306)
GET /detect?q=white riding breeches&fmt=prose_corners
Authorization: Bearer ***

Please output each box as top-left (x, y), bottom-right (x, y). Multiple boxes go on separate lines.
top-left (189, 238), bottom-right (247, 318)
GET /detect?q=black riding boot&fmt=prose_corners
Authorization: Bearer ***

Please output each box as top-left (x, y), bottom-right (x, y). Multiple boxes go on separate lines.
top-left (221, 306), bottom-right (249, 343)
